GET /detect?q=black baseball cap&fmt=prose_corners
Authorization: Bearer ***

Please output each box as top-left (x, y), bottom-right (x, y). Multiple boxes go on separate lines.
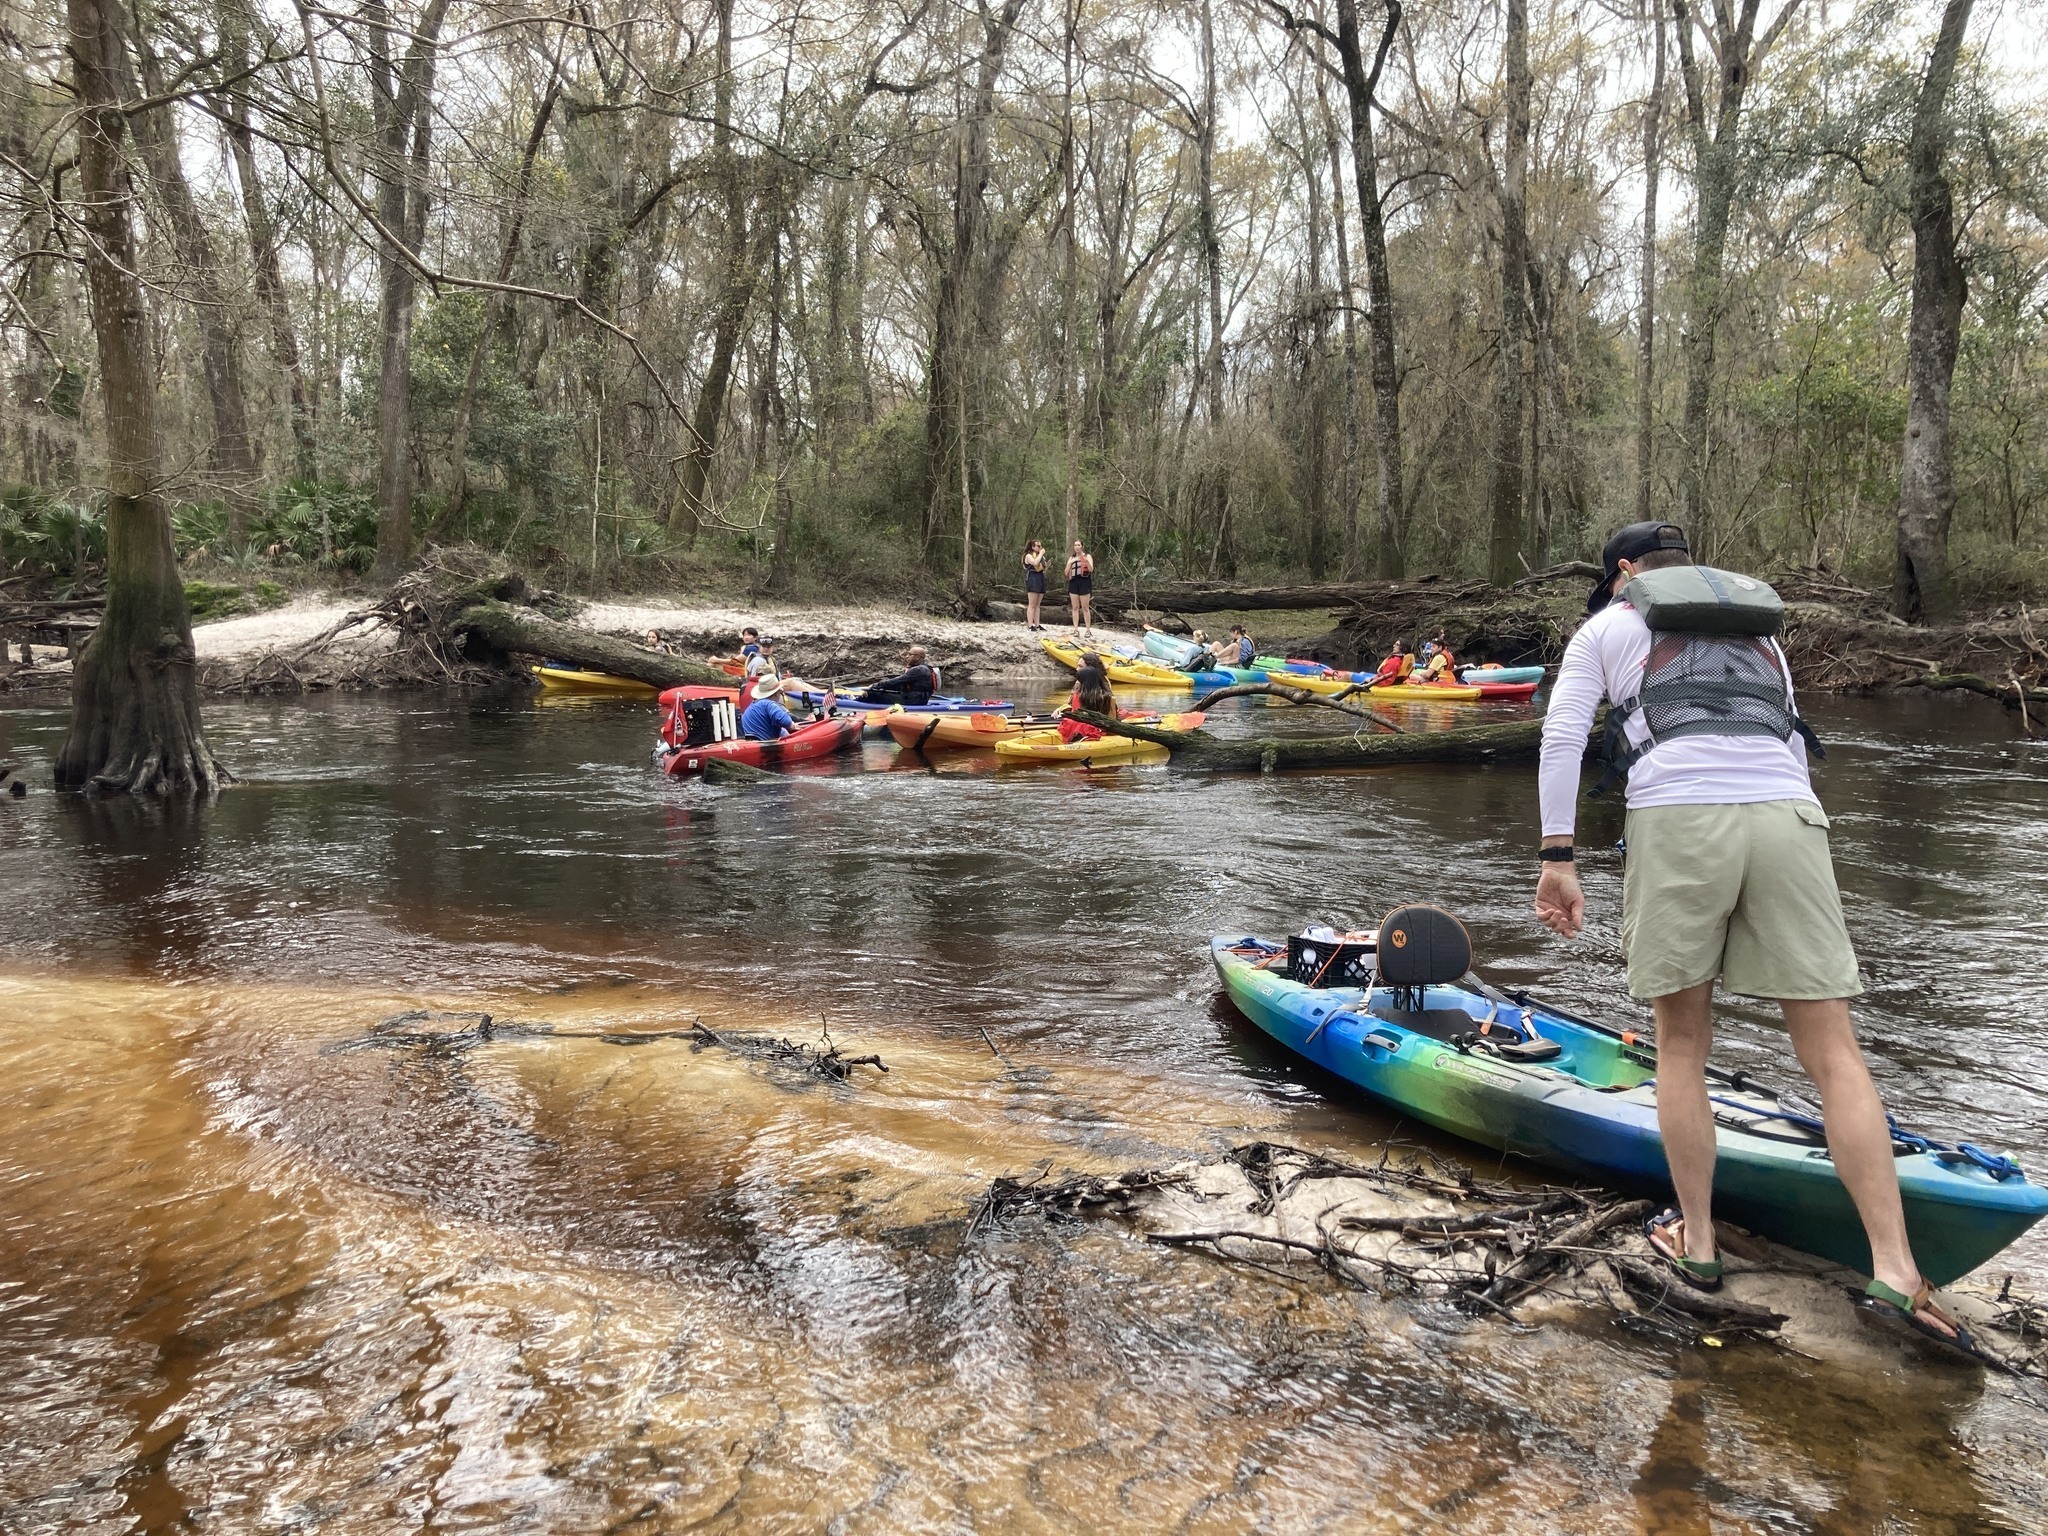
top-left (1587, 521), bottom-right (1689, 613)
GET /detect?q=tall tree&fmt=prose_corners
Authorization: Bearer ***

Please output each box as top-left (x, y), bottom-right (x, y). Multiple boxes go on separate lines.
top-left (220, 0), bottom-right (316, 480)
top-left (1485, 0), bottom-right (1531, 584)
top-left (1316, 57), bottom-right (1363, 578)
top-left (1061, 0), bottom-right (1083, 554)
top-left (56, 0), bottom-right (223, 793)
top-left (365, 0), bottom-right (452, 582)
top-left (1635, 0), bottom-right (1665, 521)
top-left (1893, 0), bottom-right (1975, 623)
top-left (1669, 0), bottom-right (1804, 550)
top-left (1331, 0), bottom-right (1406, 576)
top-left (124, 19), bottom-right (260, 540)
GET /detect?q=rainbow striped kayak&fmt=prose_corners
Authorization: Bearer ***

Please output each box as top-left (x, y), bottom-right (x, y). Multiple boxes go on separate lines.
top-left (1212, 937), bottom-right (2048, 1284)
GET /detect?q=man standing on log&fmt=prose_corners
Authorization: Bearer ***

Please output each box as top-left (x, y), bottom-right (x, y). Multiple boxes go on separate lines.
top-left (1532, 521), bottom-right (1980, 1362)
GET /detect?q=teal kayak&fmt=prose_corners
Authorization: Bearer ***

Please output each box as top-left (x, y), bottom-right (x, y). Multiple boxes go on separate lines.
top-left (1212, 936), bottom-right (2048, 1284)
top-left (1459, 664), bottom-right (1544, 685)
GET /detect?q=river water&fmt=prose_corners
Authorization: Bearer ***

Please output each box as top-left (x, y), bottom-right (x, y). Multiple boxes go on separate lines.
top-left (2, 679), bottom-right (2045, 1532)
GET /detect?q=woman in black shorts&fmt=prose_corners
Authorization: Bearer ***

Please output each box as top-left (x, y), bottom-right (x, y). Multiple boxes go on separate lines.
top-left (1022, 540), bottom-right (1048, 630)
top-left (1065, 540), bottom-right (1094, 636)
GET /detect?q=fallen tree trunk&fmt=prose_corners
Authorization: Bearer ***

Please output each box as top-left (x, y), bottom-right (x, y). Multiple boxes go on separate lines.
top-left (1068, 708), bottom-right (1549, 772)
top-left (454, 600), bottom-right (735, 689)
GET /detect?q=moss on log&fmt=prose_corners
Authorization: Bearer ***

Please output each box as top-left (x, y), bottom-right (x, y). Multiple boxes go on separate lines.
top-left (1068, 709), bottom-right (1550, 772)
top-left (702, 758), bottom-right (783, 787)
top-left (455, 600), bottom-right (735, 689)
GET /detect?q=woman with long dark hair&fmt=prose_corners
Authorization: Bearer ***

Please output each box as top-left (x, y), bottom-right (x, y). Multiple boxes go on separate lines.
top-left (1059, 653), bottom-right (1117, 742)
top-left (1022, 539), bottom-right (1048, 630)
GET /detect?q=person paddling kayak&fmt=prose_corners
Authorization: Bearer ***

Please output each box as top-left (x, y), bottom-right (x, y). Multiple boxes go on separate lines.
top-left (1533, 520), bottom-right (1983, 1363)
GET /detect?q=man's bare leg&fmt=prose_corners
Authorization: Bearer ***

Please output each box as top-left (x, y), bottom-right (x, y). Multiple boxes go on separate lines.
top-left (1779, 998), bottom-right (1934, 1311)
top-left (1652, 980), bottom-right (1719, 1262)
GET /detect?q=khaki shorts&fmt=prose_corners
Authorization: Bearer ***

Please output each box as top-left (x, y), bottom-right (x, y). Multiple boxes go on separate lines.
top-left (1620, 800), bottom-right (1862, 1002)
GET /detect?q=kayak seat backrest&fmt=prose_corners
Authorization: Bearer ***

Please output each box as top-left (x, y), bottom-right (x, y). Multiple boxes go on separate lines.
top-left (1374, 905), bottom-right (1472, 989)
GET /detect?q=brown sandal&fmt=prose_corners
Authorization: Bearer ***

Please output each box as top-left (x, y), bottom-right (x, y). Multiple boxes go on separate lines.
top-left (1855, 1279), bottom-right (1991, 1368)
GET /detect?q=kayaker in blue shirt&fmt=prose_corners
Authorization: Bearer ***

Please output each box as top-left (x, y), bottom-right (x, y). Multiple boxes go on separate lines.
top-left (741, 678), bottom-right (835, 740)
top-left (1229, 625), bottom-right (1254, 666)
top-left (740, 686), bottom-right (795, 741)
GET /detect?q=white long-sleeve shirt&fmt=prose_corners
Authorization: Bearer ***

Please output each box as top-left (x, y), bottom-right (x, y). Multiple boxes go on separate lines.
top-left (1538, 603), bottom-right (1817, 838)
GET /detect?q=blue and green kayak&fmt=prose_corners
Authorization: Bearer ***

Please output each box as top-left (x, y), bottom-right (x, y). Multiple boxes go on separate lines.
top-left (1212, 936), bottom-right (2048, 1284)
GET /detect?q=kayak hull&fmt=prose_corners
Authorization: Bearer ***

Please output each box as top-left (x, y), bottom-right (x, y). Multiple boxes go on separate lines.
top-left (1211, 939), bottom-right (2048, 1284)
top-left (885, 711), bottom-right (1048, 749)
top-left (889, 708), bottom-right (1202, 750)
top-left (1040, 637), bottom-right (1193, 689)
top-left (1461, 665), bottom-right (1545, 686)
top-left (534, 665), bottom-right (658, 695)
top-left (1364, 682), bottom-right (1485, 702)
top-left (1470, 681), bottom-right (1540, 700)
top-left (995, 729), bottom-right (1173, 764)
top-left (659, 715), bottom-right (863, 775)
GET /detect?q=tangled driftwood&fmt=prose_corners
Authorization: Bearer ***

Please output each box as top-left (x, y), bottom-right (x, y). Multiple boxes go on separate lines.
top-left (329, 1007), bottom-right (888, 1083)
top-left (970, 1142), bottom-right (1779, 1344)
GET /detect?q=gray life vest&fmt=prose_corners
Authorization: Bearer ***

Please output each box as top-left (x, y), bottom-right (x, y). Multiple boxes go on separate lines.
top-left (1591, 566), bottom-right (1823, 797)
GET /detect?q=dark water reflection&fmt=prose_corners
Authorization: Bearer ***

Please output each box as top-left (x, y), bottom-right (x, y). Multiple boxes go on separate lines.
top-left (1, 680), bottom-right (2045, 1532)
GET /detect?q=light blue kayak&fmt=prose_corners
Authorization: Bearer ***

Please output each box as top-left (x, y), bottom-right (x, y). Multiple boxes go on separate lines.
top-left (1213, 936), bottom-right (2048, 1284)
top-left (1459, 665), bottom-right (1545, 685)
top-left (1142, 631), bottom-right (1208, 668)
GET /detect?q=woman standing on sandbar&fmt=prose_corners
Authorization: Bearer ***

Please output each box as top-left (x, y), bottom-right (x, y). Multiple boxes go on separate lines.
top-left (1023, 540), bottom-right (1048, 630)
top-left (1065, 540), bottom-right (1095, 636)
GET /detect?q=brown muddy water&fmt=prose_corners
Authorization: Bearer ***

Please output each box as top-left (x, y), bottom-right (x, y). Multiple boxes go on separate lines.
top-left (1, 680), bottom-right (2046, 1533)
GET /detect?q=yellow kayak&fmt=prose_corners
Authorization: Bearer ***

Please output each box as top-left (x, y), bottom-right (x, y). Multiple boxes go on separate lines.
top-left (1364, 681), bottom-right (1483, 702)
top-left (1266, 670), bottom-right (1484, 703)
top-left (994, 728), bottom-right (1174, 764)
top-left (1039, 636), bottom-right (1193, 689)
top-left (533, 665), bottom-right (658, 695)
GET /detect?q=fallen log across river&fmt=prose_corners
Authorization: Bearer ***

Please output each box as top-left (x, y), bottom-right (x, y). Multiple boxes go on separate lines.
top-left (1065, 707), bottom-right (1552, 772)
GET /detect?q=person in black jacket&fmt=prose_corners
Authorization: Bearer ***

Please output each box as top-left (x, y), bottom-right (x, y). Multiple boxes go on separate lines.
top-left (866, 645), bottom-right (940, 706)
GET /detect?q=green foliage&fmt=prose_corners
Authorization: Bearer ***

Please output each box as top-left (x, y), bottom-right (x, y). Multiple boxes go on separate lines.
top-left (0, 485), bottom-right (105, 578)
top-left (182, 579), bottom-right (288, 620)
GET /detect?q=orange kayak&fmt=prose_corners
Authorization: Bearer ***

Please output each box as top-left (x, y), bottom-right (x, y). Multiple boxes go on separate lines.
top-left (886, 708), bottom-right (1207, 751)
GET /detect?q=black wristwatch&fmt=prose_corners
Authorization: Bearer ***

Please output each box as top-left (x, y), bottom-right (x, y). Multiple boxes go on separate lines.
top-left (1538, 845), bottom-right (1575, 863)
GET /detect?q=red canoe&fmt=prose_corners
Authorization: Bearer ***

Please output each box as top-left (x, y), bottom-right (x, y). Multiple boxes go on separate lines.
top-left (659, 714), bottom-right (863, 775)
top-left (1469, 680), bottom-right (1540, 700)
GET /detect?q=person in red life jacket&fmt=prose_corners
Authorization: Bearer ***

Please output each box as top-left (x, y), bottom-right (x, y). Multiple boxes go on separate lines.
top-left (865, 645), bottom-right (940, 706)
top-left (1057, 654), bottom-right (1118, 742)
top-left (1371, 639), bottom-right (1415, 685)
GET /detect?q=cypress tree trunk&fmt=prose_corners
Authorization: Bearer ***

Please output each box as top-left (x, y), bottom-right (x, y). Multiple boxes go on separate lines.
top-left (56, 0), bottom-right (224, 795)
top-left (1893, 0), bottom-right (1974, 623)
top-left (1634, 0), bottom-right (1665, 522)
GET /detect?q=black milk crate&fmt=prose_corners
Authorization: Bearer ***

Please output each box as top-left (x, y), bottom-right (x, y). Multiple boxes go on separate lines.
top-left (1285, 936), bottom-right (1376, 987)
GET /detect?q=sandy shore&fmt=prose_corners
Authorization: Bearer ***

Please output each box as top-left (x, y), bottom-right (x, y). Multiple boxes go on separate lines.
top-left (3, 591), bottom-right (1148, 695)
